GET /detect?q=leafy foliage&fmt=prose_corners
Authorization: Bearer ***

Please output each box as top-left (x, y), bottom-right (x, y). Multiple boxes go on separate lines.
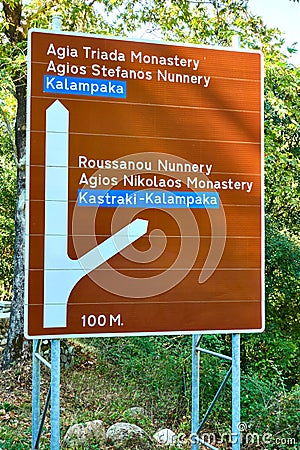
top-left (106, 0), bottom-right (284, 55)
top-left (265, 222), bottom-right (300, 334)
top-left (264, 60), bottom-right (300, 234)
top-left (0, 154), bottom-right (15, 299)
top-left (91, 335), bottom-right (192, 425)
top-left (0, 91), bottom-right (16, 300)
top-left (241, 375), bottom-right (299, 449)
top-left (89, 334), bottom-right (299, 447)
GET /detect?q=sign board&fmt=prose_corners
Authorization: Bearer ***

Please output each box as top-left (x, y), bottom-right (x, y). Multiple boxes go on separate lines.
top-left (25, 29), bottom-right (264, 338)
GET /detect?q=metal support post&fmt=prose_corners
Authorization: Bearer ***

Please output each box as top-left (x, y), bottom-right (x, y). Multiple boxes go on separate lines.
top-left (31, 339), bottom-right (61, 449)
top-left (32, 340), bottom-right (41, 449)
top-left (50, 339), bottom-right (61, 449)
top-left (232, 334), bottom-right (241, 450)
top-left (52, 15), bottom-right (62, 31)
top-left (191, 334), bottom-right (241, 450)
top-left (231, 33), bottom-right (241, 448)
top-left (191, 335), bottom-right (200, 450)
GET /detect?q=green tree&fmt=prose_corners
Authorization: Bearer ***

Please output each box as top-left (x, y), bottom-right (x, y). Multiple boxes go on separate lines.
top-left (264, 50), bottom-right (300, 343)
top-left (0, 0), bottom-right (114, 369)
top-left (0, 1), bottom-right (27, 368)
top-left (0, 92), bottom-right (16, 300)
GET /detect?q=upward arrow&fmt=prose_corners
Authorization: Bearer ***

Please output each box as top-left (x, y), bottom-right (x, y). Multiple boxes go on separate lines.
top-left (43, 100), bottom-right (148, 328)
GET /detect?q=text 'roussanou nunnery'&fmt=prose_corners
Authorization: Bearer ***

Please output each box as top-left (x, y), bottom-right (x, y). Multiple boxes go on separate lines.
top-left (76, 156), bottom-right (255, 210)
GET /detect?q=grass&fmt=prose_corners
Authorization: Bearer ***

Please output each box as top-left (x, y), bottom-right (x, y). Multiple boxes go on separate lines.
top-left (0, 336), bottom-right (299, 449)
top-left (0, 339), bottom-right (191, 449)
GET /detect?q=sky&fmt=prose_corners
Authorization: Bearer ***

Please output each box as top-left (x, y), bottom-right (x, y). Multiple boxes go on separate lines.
top-left (248, 0), bottom-right (300, 65)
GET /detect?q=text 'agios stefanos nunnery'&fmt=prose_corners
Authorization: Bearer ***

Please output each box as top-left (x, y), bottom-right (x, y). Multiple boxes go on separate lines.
top-left (45, 43), bottom-right (211, 88)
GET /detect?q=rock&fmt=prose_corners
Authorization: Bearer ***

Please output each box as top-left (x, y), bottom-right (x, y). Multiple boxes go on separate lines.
top-left (106, 422), bottom-right (152, 449)
top-left (63, 419), bottom-right (106, 448)
top-left (0, 318), bottom-right (9, 354)
top-left (68, 345), bottom-right (75, 355)
top-left (123, 406), bottom-right (148, 418)
top-left (40, 339), bottom-right (74, 369)
top-left (153, 428), bottom-right (178, 447)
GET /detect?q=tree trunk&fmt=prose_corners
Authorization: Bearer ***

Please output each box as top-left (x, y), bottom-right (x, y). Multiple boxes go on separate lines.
top-left (1, 0), bottom-right (27, 370)
top-left (1, 81), bottom-right (27, 370)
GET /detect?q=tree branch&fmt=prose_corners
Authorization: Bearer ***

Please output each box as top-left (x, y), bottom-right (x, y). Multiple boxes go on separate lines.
top-left (2, 0), bottom-right (26, 43)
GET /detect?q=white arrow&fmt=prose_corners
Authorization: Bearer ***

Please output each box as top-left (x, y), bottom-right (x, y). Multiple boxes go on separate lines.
top-left (44, 100), bottom-right (148, 328)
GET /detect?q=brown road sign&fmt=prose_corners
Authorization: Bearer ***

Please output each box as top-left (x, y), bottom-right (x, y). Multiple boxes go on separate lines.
top-left (25, 29), bottom-right (264, 338)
